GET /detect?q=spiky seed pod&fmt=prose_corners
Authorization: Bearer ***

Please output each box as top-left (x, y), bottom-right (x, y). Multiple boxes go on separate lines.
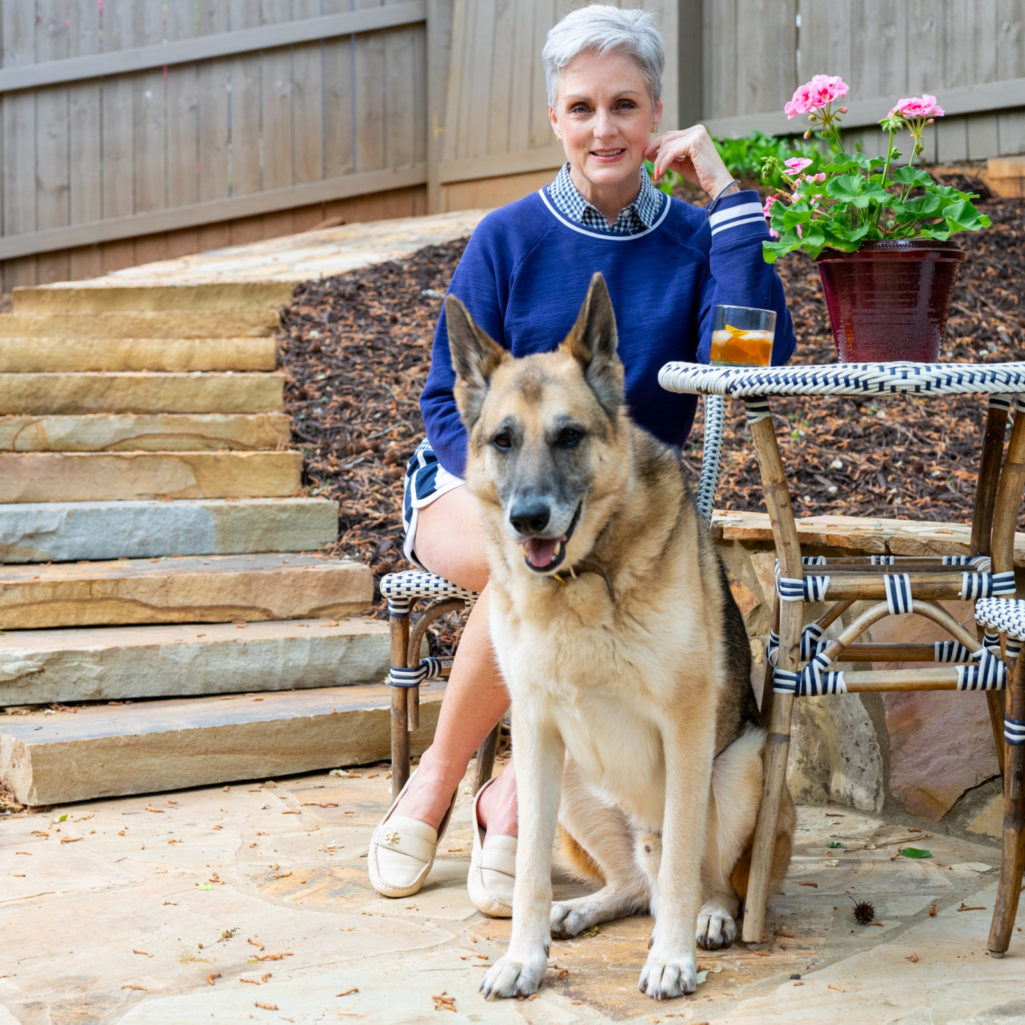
top-left (849, 895), bottom-right (876, 924)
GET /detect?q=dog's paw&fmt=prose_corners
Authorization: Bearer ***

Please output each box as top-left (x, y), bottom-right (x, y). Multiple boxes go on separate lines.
top-left (550, 899), bottom-right (598, 938)
top-left (479, 952), bottom-right (547, 1000)
top-left (638, 950), bottom-right (697, 1000)
top-left (696, 903), bottom-right (737, 950)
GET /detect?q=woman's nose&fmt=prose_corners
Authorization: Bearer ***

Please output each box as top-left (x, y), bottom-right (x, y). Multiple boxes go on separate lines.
top-left (593, 108), bottom-right (614, 138)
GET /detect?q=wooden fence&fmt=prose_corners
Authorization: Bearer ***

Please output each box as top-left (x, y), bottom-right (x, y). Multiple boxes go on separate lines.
top-left (2, 0), bottom-right (1023, 291)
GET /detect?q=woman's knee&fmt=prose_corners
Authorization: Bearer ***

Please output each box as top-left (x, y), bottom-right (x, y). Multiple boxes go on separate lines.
top-left (413, 487), bottom-right (490, 591)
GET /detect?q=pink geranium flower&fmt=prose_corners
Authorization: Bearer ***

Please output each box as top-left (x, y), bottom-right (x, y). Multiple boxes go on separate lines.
top-left (888, 94), bottom-right (945, 120)
top-left (784, 75), bottom-right (848, 119)
top-left (784, 157), bottom-right (813, 174)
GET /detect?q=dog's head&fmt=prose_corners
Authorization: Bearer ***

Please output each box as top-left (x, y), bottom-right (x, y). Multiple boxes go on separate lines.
top-left (446, 273), bottom-right (630, 575)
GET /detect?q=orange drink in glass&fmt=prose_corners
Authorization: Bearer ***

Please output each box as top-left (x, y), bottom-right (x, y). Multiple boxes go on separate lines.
top-left (710, 305), bottom-right (776, 366)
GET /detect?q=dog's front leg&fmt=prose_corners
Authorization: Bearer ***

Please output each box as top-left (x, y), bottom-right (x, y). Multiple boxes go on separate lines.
top-left (480, 707), bottom-right (564, 1000)
top-left (639, 723), bottom-right (715, 1000)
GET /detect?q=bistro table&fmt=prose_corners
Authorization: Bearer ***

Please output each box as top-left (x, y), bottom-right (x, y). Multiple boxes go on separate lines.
top-left (658, 360), bottom-right (1025, 951)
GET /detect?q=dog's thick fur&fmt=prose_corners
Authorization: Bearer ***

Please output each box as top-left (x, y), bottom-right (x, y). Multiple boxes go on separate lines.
top-left (446, 274), bottom-right (795, 1001)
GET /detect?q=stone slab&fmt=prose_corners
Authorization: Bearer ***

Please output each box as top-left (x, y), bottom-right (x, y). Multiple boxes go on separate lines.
top-left (0, 451), bottom-right (303, 502)
top-left (0, 309), bottom-right (279, 338)
top-left (11, 280), bottom-right (296, 312)
top-left (0, 553), bottom-right (373, 628)
top-left (0, 336), bottom-right (278, 372)
top-left (0, 412), bottom-right (291, 452)
top-left (0, 616), bottom-right (389, 704)
top-left (715, 509), bottom-right (1025, 563)
top-left (0, 682), bottom-right (442, 804)
top-left (0, 371), bottom-right (284, 414)
top-left (67, 208), bottom-right (488, 286)
top-left (0, 498), bottom-right (337, 562)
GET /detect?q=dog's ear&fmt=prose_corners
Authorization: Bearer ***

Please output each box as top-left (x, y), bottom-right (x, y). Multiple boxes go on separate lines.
top-left (562, 272), bottom-right (624, 420)
top-left (445, 293), bottom-right (507, 430)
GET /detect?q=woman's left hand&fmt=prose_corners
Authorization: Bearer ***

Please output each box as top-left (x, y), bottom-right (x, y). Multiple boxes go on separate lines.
top-left (644, 125), bottom-right (736, 200)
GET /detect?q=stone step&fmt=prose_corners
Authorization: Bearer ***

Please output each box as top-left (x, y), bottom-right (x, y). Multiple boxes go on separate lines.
top-left (0, 451), bottom-right (303, 502)
top-left (0, 616), bottom-right (389, 705)
top-left (0, 412), bottom-right (291, 452)
top-left (0, 553), bottom-right (372, 629)
top-left (0, 681), bottom-right (440, 805)
top-left (0, 371), bottom-right (284, 415)
top-left (0, 498), bottom-right (338, 563)
top-left (0, 336), bottom-right (278, 372)
top-left (11, 281), bottom-right (296, 313)
top-left (0, 309), bottom-right (279, 338)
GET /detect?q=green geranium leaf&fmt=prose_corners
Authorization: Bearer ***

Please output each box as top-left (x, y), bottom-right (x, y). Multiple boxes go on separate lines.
top-left (826, 174), bottom-right (890, 207)
top-left (898, 847), bottom-right (933, 859)
top-left (891, 165), bottom-right (933, 188)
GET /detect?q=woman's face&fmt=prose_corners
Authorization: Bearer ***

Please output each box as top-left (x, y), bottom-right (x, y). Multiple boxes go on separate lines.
top-left (549, 49), bottom-right (661, 219)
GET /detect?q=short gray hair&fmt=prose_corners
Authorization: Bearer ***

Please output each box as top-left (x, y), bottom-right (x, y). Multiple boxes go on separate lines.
top-left (542, 5), bottom-right (665, 108)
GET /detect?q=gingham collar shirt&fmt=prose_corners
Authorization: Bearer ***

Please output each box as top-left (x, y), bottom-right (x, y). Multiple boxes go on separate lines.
top-left (546, 162), bottom-right (665, 234)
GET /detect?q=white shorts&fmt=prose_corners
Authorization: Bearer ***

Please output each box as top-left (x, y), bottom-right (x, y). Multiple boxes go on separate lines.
top-left (400, 438), bottom-right (464, 568)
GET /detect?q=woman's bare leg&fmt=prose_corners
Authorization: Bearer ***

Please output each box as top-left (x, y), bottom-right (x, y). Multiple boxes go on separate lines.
top-left (393, 486), bottom-right (517, 836)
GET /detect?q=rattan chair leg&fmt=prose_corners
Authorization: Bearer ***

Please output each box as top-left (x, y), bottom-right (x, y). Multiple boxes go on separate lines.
top-left (989, 651), bottom-right (1025, 955)
top-left (389, 606), bottom-right (413, 799)
top-left (472, 723), bottom-right (502, 796)
top-left (741, 691), bottom-right (794, 944)
top-left (987, 741), bottom-right (1024, 955)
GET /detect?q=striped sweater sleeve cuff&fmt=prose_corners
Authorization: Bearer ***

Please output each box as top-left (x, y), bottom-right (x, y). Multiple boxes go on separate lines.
top-left (708, 191), bottom-right (767, 237)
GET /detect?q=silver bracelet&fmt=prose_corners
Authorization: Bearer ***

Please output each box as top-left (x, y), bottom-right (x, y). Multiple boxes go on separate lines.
top-left (706, 178), bottom-right (741, 218)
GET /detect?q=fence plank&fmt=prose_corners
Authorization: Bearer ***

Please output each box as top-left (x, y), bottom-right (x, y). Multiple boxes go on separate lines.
top-left (195, 3), bottom-right (232, 253)
top-left (1, 2), bottom-right (40, 289)
top-left (35, 1), bottom-right (72, 284)
top-left (996, 0), bottom-right (1025, 155)
top-left (68, 0), bottom-right (104, 280)
top-left (292, 0), bottom-right (326, 189)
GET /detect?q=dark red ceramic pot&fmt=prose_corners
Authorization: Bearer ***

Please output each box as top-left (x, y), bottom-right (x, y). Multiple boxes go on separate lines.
top-left (815, 239), bottom-right (966, 362)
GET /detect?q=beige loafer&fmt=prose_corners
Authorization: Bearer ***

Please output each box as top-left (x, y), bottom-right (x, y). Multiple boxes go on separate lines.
top-left (467, 777), bottom-right (516, 917)
top-left (368, 772), bottom-right (455, 898)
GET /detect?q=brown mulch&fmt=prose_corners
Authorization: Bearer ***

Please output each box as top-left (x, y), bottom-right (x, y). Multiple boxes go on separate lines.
top-left (278, 176), bottom-right (1025, 598)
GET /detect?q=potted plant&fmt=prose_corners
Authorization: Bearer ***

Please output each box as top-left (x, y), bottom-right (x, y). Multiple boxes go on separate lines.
top-left (760, 75), bottom-right (991, 362)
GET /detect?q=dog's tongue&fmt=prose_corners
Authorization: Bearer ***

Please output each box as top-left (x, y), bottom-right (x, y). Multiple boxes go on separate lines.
top-left (524, 537), bottom-right (561, 568)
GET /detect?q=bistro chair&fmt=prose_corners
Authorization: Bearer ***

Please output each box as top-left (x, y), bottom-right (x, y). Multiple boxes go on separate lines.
top-left (657, 360), bottom-right (1025, 956)
top-left (378, 394), bottom-right (728, 801)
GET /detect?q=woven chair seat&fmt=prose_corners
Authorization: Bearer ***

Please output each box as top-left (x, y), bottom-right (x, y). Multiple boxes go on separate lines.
top-left (658, 360), bottom-right (1025, 399)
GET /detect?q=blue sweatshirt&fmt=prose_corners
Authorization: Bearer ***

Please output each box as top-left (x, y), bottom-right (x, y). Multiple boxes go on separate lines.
top-left (421, 187), bottom-right (796, 478)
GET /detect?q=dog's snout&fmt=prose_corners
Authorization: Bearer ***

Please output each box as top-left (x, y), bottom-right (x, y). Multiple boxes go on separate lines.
top-left (509, 500), bottom-right (550, 536)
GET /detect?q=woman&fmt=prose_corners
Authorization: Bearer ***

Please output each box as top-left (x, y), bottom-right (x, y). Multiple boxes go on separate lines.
top-left (368, 4), bottom-right (796, 914)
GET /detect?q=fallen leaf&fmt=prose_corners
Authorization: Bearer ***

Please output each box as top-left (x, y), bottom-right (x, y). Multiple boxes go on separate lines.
top-left (206, 972), bottom-right (221, 985)
top-left (132, 950), bottom-right (153, 958)
top-left (906, 953), bottom-right (919, 962)
top-left (254, 1002), bottom-right (278, 1011)
top-left (336, 987), bottom-right (359, 997)
top-left (898, 847), bottom-right (932, 859)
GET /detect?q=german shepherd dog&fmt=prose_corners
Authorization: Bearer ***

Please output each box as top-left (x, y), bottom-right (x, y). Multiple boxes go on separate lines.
top-left (446, 273), bottom-right (794, 1001)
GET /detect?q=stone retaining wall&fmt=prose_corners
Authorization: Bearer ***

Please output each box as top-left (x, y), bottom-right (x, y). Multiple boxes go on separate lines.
top-left (712, 511), bottom-right (1019, 843)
